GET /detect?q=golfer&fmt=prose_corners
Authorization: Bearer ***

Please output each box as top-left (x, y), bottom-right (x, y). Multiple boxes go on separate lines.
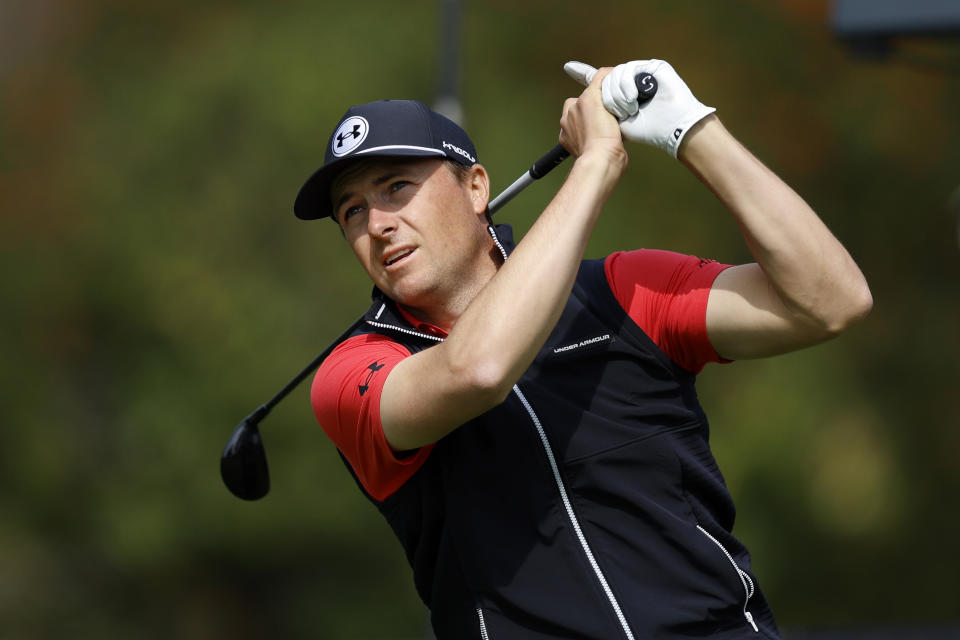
top-left (294, 60), bottom-right (871, 639)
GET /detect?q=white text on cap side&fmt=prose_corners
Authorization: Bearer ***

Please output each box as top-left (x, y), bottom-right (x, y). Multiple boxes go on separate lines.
top-left (442, 141), bottom-right (475, 163)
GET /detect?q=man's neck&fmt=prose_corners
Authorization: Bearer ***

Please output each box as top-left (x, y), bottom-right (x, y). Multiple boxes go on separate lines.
top-left (398, 241), bottom-right (504, 333)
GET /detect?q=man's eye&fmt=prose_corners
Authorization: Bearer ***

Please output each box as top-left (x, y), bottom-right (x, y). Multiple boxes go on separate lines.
top-left (342, 205), bottom-right (365, 221)
top-left (389, 180), bottom-right (410, 193)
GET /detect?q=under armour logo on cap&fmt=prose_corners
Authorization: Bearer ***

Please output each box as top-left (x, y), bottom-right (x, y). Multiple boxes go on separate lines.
top-left (294, 100), bottom-right (480, 220)
top-left (332, 116), bottom-right (369, 157)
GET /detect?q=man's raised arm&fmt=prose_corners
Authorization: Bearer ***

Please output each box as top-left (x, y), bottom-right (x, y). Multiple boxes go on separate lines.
top-left (572, 59), bottom-right (871, 361)
top-left (682, 116), bottom-right (872, 360)
top-left (380, 69), bottom-right (628, 450)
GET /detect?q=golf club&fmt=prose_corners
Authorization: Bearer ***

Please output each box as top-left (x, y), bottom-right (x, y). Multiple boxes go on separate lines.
top-left (218, 144), bottom-right (573, 501)
top-left (220, 71), bottom-right (658, 500)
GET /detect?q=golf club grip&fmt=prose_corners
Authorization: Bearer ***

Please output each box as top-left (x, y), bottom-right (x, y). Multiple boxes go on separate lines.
top-left (530, 144), bottom-right (570, 179)
top-left (529, 71), bottom-right (658, 180)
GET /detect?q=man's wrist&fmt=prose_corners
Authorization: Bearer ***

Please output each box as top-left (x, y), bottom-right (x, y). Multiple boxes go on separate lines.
top-left (677, 114), bottom-right (726, 166)
top-left (573, 144), bottom-right (630, 183)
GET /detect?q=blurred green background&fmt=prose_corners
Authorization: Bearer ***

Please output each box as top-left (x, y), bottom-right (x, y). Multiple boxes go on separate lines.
top-left (2, 0), bottom-right (958, 638)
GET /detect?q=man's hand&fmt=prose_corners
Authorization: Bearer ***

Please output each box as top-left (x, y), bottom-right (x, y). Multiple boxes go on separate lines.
top-left (564, 59), bottom-right (715, 159)
top-left (558, 66), bottom-right (629, 173)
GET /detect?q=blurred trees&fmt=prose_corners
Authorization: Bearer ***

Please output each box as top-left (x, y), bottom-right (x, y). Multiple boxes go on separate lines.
top-left (1, 0), bottom-right (957, 637)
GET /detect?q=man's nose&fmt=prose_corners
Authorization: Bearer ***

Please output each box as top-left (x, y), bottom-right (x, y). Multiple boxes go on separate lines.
top-left (367, 206), bottom-right (398, 236)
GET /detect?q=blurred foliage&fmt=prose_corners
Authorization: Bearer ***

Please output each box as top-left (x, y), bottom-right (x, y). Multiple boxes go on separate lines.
top-left (1, 0), bottom-right (958, 638)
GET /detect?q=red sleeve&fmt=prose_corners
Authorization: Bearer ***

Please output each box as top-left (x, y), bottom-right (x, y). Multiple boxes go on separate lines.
top-left (604, 249), bottom-right (733, 374)
top-left (311, 333), bottom-right (434, 501)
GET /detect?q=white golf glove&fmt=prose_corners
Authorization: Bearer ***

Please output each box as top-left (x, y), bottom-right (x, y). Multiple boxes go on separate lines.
top-left (564, 59), bottom-right (716, 159)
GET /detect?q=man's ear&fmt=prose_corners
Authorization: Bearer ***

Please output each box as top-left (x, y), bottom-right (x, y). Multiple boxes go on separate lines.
top-left (468, 164), bottom-right (490, 217)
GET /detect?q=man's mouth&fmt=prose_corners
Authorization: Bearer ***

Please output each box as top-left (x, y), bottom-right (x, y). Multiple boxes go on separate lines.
top-left (383, 247), bottom-right (415, 267)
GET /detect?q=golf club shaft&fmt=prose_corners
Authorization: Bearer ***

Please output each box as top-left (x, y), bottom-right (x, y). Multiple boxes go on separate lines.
top-left (244, 69), bottom-right (660, 420)
top-left (488, 144), bottom-right (569, 215)
top-left (250, 143), bottom-right (573, 423)
top-left (224, 73), bottom-right (663, 500)
top-left (257, 315), bottom-right (366, 417)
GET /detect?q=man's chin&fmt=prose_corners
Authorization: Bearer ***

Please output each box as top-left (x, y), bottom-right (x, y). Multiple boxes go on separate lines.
top-left (384, 283), bottom-right (438, 310)
top-left (379, 281), bottom-right (419, 304)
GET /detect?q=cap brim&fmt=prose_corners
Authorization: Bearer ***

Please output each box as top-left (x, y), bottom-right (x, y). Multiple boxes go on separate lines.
top-left (293, 148), bottom-right (448, 220)
top-left (293, 162), bottom-right (344, 221)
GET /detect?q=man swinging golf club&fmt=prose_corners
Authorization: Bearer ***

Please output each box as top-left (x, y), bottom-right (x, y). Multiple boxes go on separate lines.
top-left (293, 59), bottom-right (872, 639)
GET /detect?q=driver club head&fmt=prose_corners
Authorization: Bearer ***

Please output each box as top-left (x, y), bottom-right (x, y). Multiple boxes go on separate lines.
top-left (220, 415), bottom-right (270, 500)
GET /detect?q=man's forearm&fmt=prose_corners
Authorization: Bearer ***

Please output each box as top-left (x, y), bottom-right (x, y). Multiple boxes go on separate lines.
top-left (380, 69), bottom-right (630, 450)
top-left (380, 149), bottom-right (625, 450)
top-left (447, 149), bottom-right (626, 392)
top-left (680, 116), bottom-right (872, 334)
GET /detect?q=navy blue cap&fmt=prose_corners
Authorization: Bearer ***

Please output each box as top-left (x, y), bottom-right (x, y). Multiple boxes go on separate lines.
top-left (294, 100), bottom-right (479, 220)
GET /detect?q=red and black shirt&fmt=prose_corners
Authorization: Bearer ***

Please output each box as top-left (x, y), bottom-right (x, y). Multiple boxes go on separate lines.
top-left (310, 224), bottom-right (780, 639)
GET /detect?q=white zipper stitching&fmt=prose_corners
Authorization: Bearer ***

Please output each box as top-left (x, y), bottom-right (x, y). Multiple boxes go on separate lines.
top-left (476, 607), bottom-right (490, 640)
top-left (364, 320), bottom-right (444, 342)
top-left (513, 384), bottom-right (635, 640)
top-left (696, 525), bottom-right (759, 633)
top-left (487, 225), bottom-right (509, 262)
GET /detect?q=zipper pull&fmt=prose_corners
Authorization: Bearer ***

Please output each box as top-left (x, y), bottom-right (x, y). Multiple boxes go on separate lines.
top-left (745, 611), bottom-right (759, 633)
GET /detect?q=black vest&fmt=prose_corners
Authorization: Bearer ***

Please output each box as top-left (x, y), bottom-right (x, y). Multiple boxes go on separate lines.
top-left (337, 225), bottom-right (780, 639)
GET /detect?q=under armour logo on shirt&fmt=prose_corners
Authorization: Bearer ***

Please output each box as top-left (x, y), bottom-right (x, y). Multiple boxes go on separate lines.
top-left (359, 361), bottom-right (385, 396)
